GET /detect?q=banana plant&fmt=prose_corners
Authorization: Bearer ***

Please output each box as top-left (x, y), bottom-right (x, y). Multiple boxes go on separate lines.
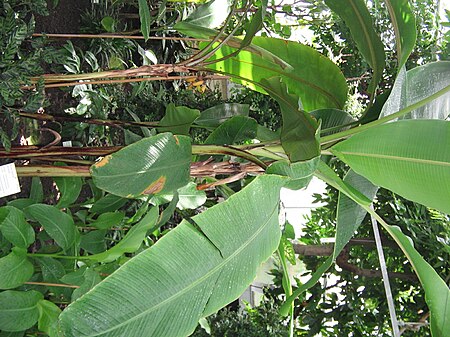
top-left (0, 0), bottom-right (449, 336)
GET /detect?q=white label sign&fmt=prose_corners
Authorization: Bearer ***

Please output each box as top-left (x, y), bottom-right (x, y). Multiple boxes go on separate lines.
top-left (0, 163), bottom-right (21, 198)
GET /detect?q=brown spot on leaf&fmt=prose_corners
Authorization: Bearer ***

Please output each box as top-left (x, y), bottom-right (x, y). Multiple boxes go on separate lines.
top-left (94, 155), bottom-right (112, 168)
top-left (142, 176), bottom-right (166, 195)
top-left (173, 135), bottom-right (180, 145)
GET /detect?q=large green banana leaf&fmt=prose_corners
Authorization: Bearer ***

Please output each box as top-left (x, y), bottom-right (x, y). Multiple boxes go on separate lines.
top-left (58, 175), bottom-right (285, 337)
top-left (334, 62), bottom-right (450, 261)
top-left (380, 62), bottom-right (450, 120)
top-left (331, 119), bottom-right (450, 214)
top-left (196, 36), bottom-right (347, 111)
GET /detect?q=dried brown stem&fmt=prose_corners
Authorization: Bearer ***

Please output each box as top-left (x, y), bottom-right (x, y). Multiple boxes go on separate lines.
top-left (24, 281), bottom-right (80, 288)
top-left (32, 33), bottom-right (208, 42)
top-left (13, 160), bottom-right (265, 178)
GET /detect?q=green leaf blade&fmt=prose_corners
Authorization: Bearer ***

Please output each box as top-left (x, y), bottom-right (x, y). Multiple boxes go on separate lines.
top-left (204, 115), bottom-right (257, 145)
top-left (184, 0), bottom-right (231, 28)
top-left (262, 77), bottom-right (320, 161)
top-left (0, 206), bottom-right (35, 248)
top-left (375, 218), bottom-right (450, 337)
top-left (0, 248), bottom-right (34, 290)
top-left (384, 0), bottom-right (416, 68)
top-left (380, 62), bottom-right (450, 120)
top-left (195, 103), bottom-right (249, 128)
top-left (59, 175), bottom-right (285, 337)
top-left (90, 133), bottom-right (192, 198)
top-left (201, 37), bottom-right (348, 111)
top-left (88, 207), bottom-right (158, 263)
top-left (334, 170), bottom-right (378, 258)
top-left (54, 176), bottom-right (82, 209)
top-left (0, 290), bottom-right (43, 332)
top-left (138, 0), bottom-right (152, 41)
top-left (324, 0), bottom-right (385, 95)
top-left (37, 300), bottom-right (61, 336)
top-left (158, 104), bottom-right (200, 135)
top-left (266, 156), bottom-right (319, 190)
top-left (26, 204), bottom-right (79, 251)
top-left (331, 120), bottom-right (450, 214)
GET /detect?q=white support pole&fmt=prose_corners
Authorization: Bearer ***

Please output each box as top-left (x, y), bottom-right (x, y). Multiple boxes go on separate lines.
top-left (370, 204), bottom-right (401, 337)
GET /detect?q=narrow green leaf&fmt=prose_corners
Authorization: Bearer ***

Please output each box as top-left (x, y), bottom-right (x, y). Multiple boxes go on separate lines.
top-left (331, 120), bottom-right (450, 214)
top-left (184, 0), bottom-right (231, 28)
top-left (159, 104), bottom-right (200, 135)
top-left (30, 177), bottom-right (43, 203)
top-left (37, 300), bottom-right (61, 336)
top-left (384, 0), bottom-right (416, 68)
top-left (54, 176), bottom-right (82, 209)
top-left (0, 247), bottom-right (34, 289)
top-left (334, 170), bottom-right (378, 259)
top-left (324, 0), bottom-right (385, 95)
top-left (0, 290), bottom-right (43, 332)
top-left (59, 175), bottom-right (286, 337)
top-left (380, 62), bottom-right (450, 120)
top-left (262, 77), bottom-right (320, 161)
top-left (239, 1), bottom-right (266, 48)
top-left (138, 0), bottom-right (152, 41)
top-left (368, 210), bottom-right (450, 337)
top-left (80, 230), bottom-right (107, 254)
top-left (88, 207), bottom-right (158, 262)
top-left (26, 204), bottom-right (79, 251)
top-left (315, 161), bottom-right (371, 207)
top-left (71, 268), bottom-right (102, 301)
top-left (89, 212), bottom-right (125, 230)
top-left (175, 21), bottom-right (218, 40)
top-left (0, 206), bottom-right (35, 248)
top-left (36, 257), bottom-right (70, 299)
top-left (6, 198), bottom-right (36, 210)
top-left (153, 193), bottom-right (179, 231)
top-left (204, 115), bottom-right (257, 145)
top-left (91, 133), bottom-right (191, 198)
top-left (195, 103), bottom-right (249, 128)
top-left (126, 108), bottom-right (152, 137)
top-left (280, 257), bottom-right (333, 316)
top-left (0, 331), bottom-right (25, 337)
top-left (89, 194), bottom-right (127, 214)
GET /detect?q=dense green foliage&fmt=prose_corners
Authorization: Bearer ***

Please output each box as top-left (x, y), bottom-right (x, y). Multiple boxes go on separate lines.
top-left (0, 0), bottom-right (449, 336)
